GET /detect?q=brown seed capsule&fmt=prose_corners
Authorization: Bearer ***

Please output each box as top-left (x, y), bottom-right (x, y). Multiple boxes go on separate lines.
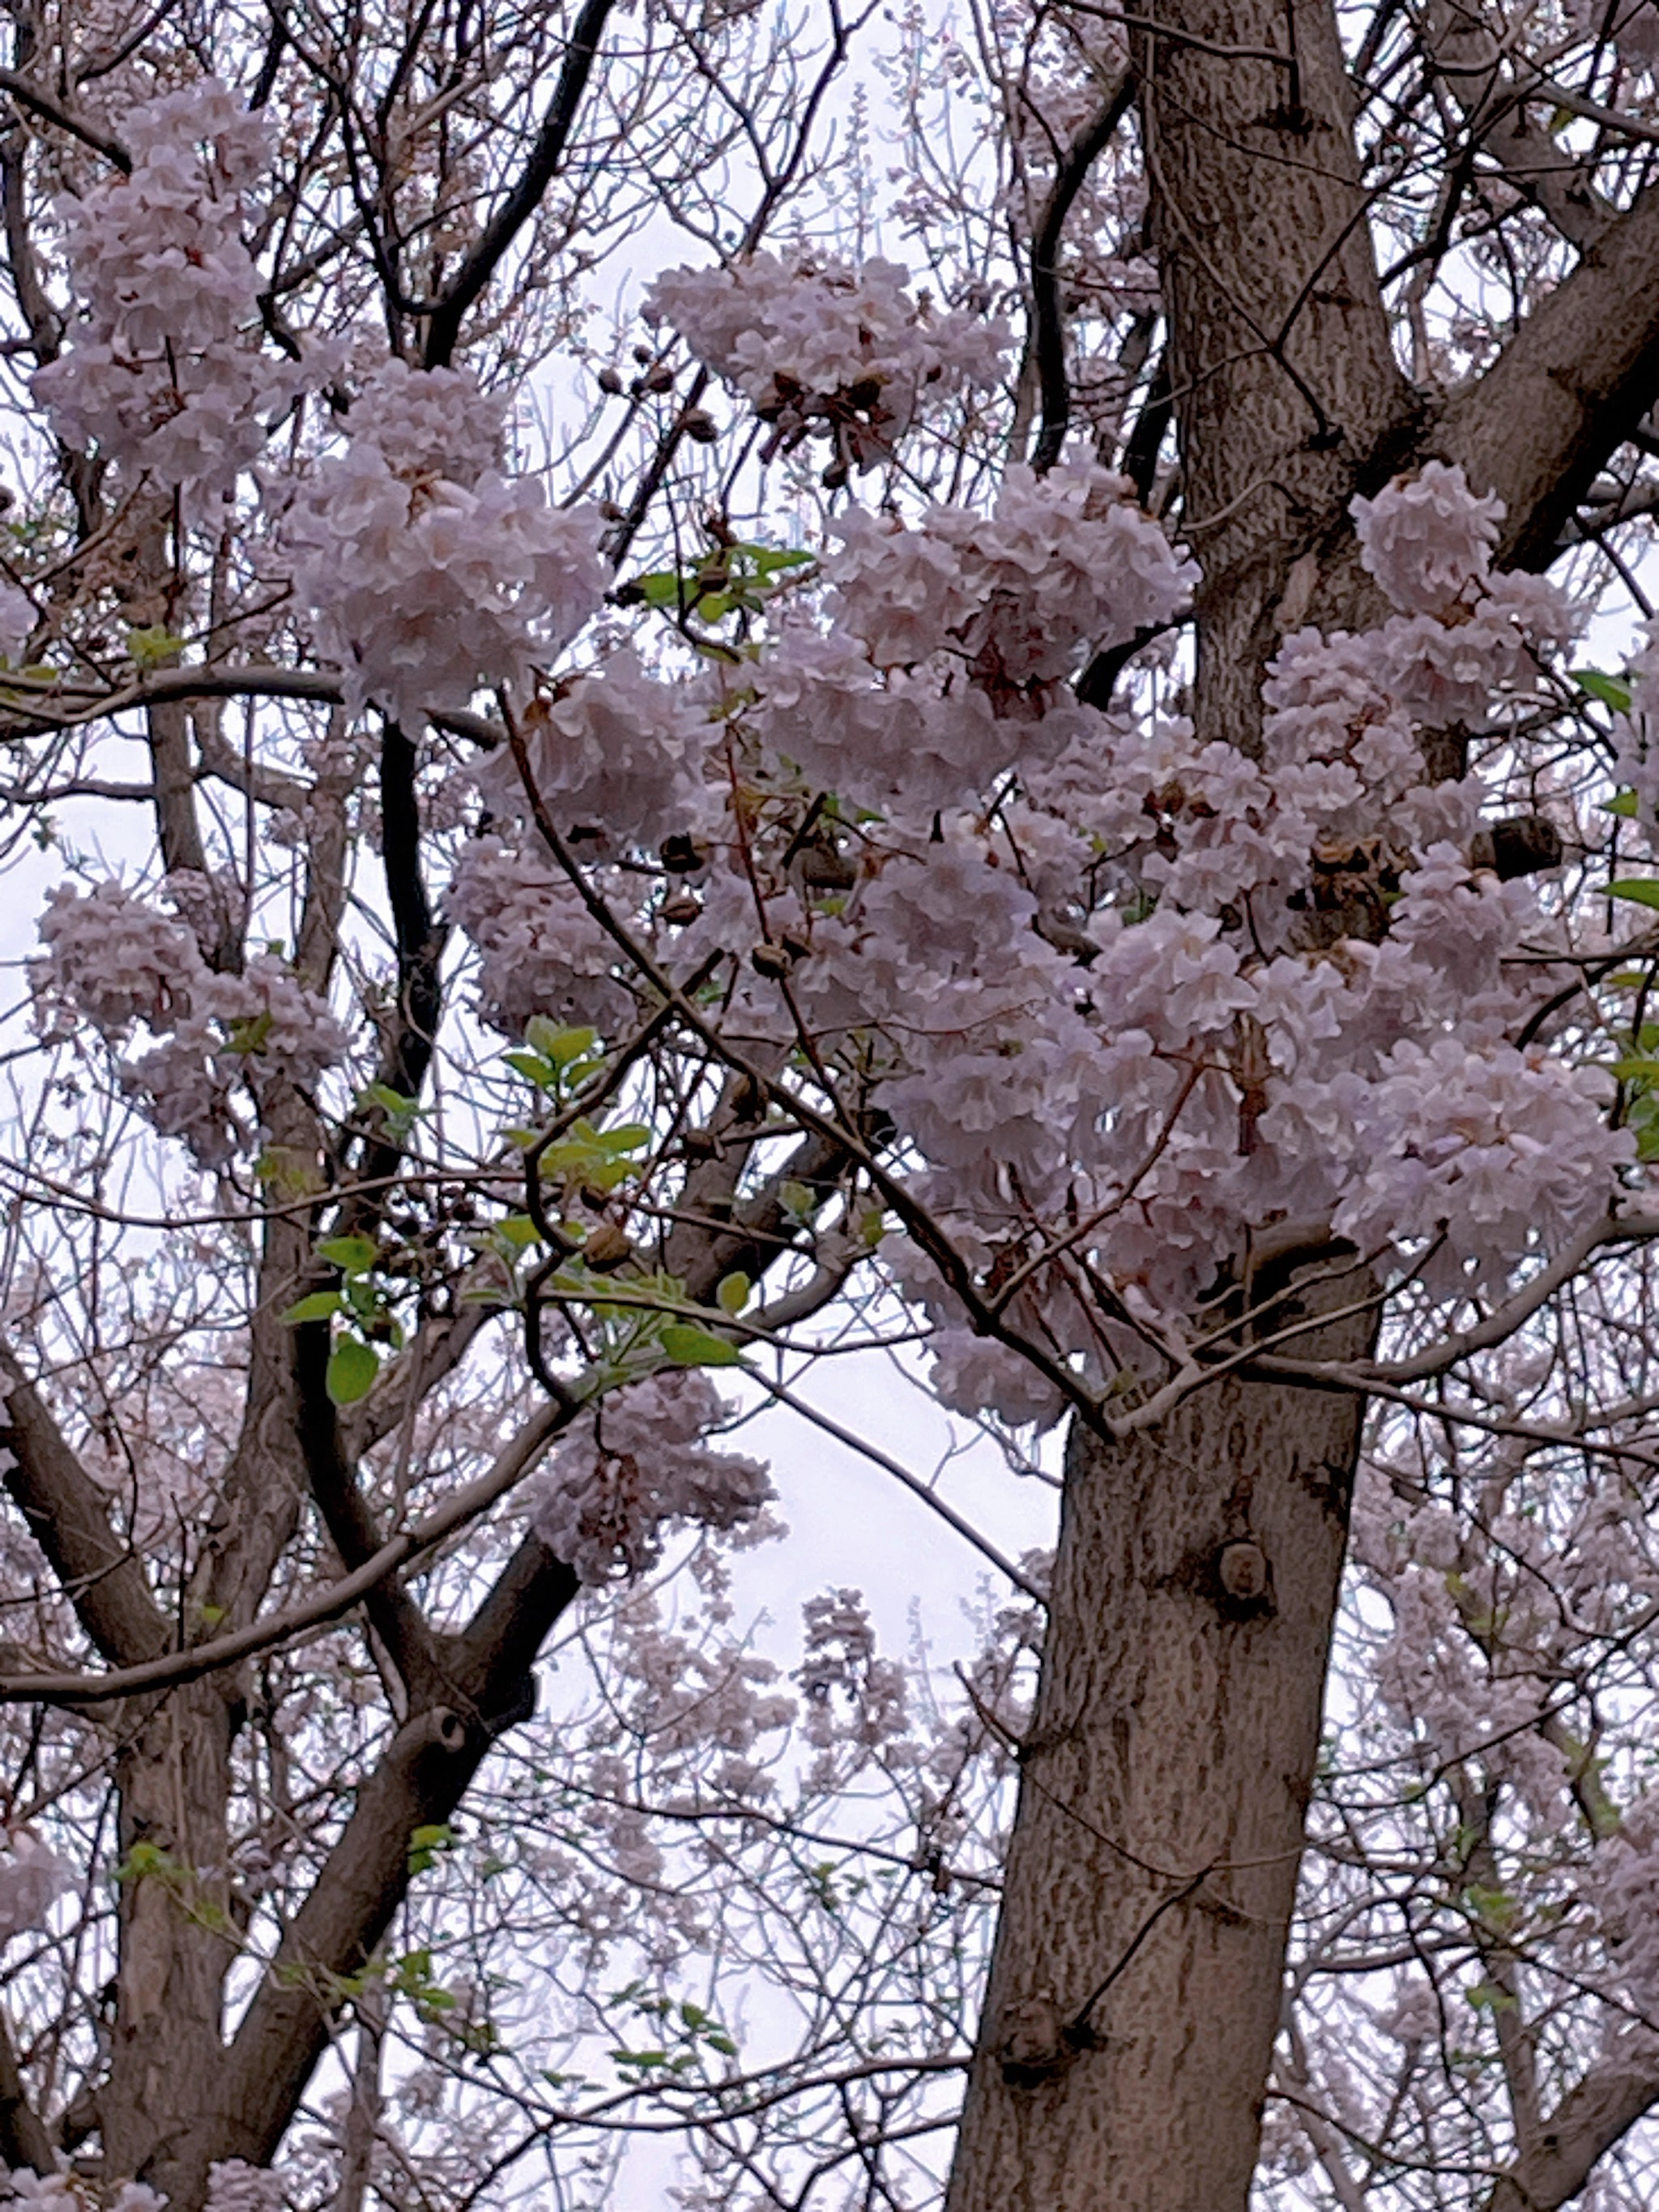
top-left (660, 832), bottom-right (710, 874)
top-left (681, 408), bottom-right (719, 444)
top-left (751, 942), bottom-right (794, 980)
top-left (596, 365), bottom-right (624, 395)
top-left (582, 1222), bottom-right (635, 1271)
top-left (797, 843), bottom-right (857, 890)
top-left (660, 891), bottom-right (702, 925)
top-left (643, 362), bottom-right (676, 393)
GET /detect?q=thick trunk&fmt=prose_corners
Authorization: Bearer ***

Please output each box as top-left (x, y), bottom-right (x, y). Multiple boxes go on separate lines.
top-left (945, 1283), bottom-right (1371, 2212)
top-left (100, 1684), bottom-right (237, 2196)
top-left (1137, 0), bottom-right (1413, 750)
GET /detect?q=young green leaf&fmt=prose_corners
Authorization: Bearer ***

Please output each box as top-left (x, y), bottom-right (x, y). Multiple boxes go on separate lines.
top-left (281, 1290), bottom-right (343, 1324)
top-left (1574, 669), bottom-right (1634, 714)
top-left (660, 1323), bottom-right (743, 1367)
top-left (318, 1233), bottom-right (379, 1275)
top-left (326, 1336), bottom-right (380, 1405)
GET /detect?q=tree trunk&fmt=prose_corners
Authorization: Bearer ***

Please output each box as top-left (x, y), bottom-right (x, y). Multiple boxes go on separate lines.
top-left (945, 1281), bottom-right (1371, 2212)
top-left (100, 1682), bottom-right (237, 2197)
top-left (1136, 0), bottom-right (1413, 753)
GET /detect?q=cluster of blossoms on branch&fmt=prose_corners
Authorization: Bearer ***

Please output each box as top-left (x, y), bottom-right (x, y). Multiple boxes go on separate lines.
top-left (418, 420), bottom-right (1632, 1425)
top-left (530, 1369), bottom-right (775, 1584)
top-left (23, 92), bottom-right (1647, 1447)
top-left (32, 876), bottom-right (347, 1166)
top-left (274, 357), bottom-right (608, 728)
top-left (32, 80), bottom-right (317, 506)
top-left (645, 251), bottom-right (1010, 473)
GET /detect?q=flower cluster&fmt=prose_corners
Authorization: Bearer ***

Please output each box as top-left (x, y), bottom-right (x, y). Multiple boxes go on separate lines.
top-left (480, 649), bottom-right (714, 850)
top-left (530, 1370), bottom-right (774, 1583)
top-left (417, 409), bottom-right (1625, 1416)
top-left (749, 460), bottom-right (1196, 813)
top-left (32, 881), bottom-right (348, 1166)
top-left (646, 252), bottom-right (1009, 468)
top-left (446, 835), bottom-right (635, 1037)
top-left (203, 2164), bottom-right (285, 2212)
top-left (276, 362), bottom-right (607, 726)
top-left (1351, 460), bottom-right (1503, 615)
top-left (0, 2180), bottom-right (162, 2212)
top-left (795, 1589), bottom-right (914, 1774)
top-left (33, 78), bottom-right (309, 502)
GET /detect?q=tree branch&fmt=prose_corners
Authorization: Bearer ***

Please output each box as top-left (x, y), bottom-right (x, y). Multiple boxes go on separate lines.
top-left (420, 0), bottom-right (616, 368)
top-left (1441, 174), bottom-right (1659, 566)
top-left (1487, 2030), bottom-right (1659, 2212)
top-left (0, 1340), bottom-right (169, 1671)
top-left (1030, 75), bottom-right (1136, 474)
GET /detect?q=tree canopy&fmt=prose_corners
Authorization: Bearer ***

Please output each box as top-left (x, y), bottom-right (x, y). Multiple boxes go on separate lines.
top-left (2, 0), bottom-right (1659, 2207)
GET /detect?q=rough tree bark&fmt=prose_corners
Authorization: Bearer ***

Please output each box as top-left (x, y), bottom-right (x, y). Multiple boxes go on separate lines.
top-left (945, 0), bottom-right (1659, 2202)
top-left (945, 1283), bottom-right (1372, 2212)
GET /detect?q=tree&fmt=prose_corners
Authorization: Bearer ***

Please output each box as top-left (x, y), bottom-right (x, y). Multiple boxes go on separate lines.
top-left (1, 0), bottom-right (1659, 2206)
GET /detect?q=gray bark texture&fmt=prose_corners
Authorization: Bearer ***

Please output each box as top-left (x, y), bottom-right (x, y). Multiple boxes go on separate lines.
top-left (944, 1285), bottom-right (1371, 2212)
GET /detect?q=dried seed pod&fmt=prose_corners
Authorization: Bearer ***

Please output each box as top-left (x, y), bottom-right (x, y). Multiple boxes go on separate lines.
top-left (582, 1222), bottom-right (635, 1271)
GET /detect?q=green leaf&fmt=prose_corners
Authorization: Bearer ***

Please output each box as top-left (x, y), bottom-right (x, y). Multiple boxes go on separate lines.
top-left (780, 1180), bottom-right (817, 1220)
top-left (748, 544), bottom-right (813, 577)
top-left (504, 1050), bottom-right (554, 1088)
top-left (318, 1234), bottom-right (379, 1275)
top-left (223, 1009), bottom-right (275, 1057)
top-left (1608, 880), bottom-right (1659, 910)
top-left (1603, 790), bottom-right (1641, 818)
top-left (497, 1215), bottom-right (543, 1250)
top-left (126, 622), bottom-right (187, 669)
top-left (326, 1336), bottom-right (380, 1405)
top-left (597, 1122), bottom-right (650, 1154)
top-left (407, 1821), bottom-right (457, 1873)
top-left (526, 1019), bottom-right (599, 1067)
top-left (1573, 669), bottom-right (1633, 714)
top-left (660, 1323), bottom-right (742, 1368)
top-left (1610, 1057), bottom-right (1659, 1081)
top-left (361, 1081), bottom-right (420, 1115)
top-left (636, 571), bottom-right (686, 607)
top-left (281, 1290), bottom-right (343, 1324)
top-left (715, 1271), bottom-right (751, 1316)
top-left (704, 2031), bottom-right (739, 2056)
